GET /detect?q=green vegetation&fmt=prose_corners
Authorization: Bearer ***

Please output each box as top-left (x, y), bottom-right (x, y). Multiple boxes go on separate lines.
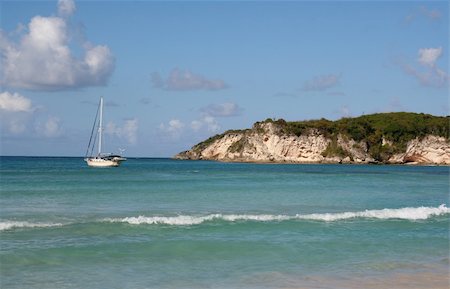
top-left (191, 112), bottom-right (448, 162)
top-left (228, 137), bottom-right (246, 153)
top-left (265, 112), bottom-right (449, 161)
top-left (192, 133), bottom-right (224, 154)
top-left (321, 138), bottom-right (352, 159)
top-left (192, 129), bottom-right (249, 154)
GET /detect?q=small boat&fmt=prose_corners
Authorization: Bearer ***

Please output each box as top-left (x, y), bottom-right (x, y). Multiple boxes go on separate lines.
top-left (84, 97), bottom-right (126, 167)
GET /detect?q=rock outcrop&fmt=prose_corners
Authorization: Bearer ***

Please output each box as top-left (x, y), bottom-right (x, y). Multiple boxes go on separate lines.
top-left (175, 119), bottom-right (450, 165)
top-left (386, 135), bottom-right (450, 165)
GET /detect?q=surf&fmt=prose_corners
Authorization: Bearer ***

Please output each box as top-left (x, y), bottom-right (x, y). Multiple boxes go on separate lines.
top-left (105, 204), bottom-right (450, 226)
top-left (2, 205), bottom-right (448, 231)
top-left (0, 221), bottom-right (63, 231)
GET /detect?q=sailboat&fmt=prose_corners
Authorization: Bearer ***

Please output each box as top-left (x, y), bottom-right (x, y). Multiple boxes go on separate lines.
top-left (84, 97), bottom-right (126, 167)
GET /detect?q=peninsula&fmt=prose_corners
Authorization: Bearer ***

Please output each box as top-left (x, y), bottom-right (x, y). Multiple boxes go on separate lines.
top-left (175, 112), bottom-right (450, 165)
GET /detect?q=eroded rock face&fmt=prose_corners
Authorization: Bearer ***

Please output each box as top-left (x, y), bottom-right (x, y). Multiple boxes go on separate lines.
top-left (175, 123), bottom-right (450, 165)
top-left (387, 135), bottom-right (450, 165)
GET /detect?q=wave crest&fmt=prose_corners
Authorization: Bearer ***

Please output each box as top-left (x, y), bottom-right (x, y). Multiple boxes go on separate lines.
top-left (299, 204), bottom-right (449, 221)
top-left (0, 221), bottom-right (63, 231)
top-left (106, 204), bottom-right (449, 226)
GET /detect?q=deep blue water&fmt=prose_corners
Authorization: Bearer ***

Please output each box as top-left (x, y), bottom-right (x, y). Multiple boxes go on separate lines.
top-left (1, 157), bottom-right (449, 288)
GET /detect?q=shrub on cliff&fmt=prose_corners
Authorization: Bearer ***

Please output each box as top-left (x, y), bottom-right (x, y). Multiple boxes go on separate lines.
top-left (270, 112), bottom-right (449, 161)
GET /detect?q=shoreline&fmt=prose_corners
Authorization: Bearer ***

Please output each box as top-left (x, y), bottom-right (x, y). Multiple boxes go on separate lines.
top-left (173, 157), bottom-right (450, 166)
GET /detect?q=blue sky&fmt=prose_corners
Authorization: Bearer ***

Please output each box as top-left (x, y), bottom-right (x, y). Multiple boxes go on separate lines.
top-left (0, 0), bottom-right (448, 157)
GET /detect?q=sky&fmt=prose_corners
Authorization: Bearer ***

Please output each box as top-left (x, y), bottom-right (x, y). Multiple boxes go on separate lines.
top-left (0, 0), bottom-right (448, 157)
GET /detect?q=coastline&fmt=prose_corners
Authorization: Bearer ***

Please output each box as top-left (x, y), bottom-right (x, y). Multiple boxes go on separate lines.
top-left (175, 114), bottom-right (450, 166)
top-left (173, 157), bottom-right (450, 166)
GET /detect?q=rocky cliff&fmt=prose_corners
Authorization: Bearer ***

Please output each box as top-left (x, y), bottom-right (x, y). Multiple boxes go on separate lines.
top-left (175, 113), bottom-right (450, 165)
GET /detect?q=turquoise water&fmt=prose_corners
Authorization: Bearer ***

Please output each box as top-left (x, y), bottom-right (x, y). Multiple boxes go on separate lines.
top-left (1, 157), bottom-right (449, 288)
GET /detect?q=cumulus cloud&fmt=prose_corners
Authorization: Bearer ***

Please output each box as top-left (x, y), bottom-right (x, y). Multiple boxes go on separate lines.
top-left (58, 0), bottom-right (76, 17)
top-left (302, 74), bottom-right (341, 91)
top-left (152, 68), bottom-right (228, 91)
top-left (105, 118), bottom-right (139, 145)
top-left (203, 116), bottom-right (220, 132)
top-left (159, 119), bottom-right (185, 138)
top-left (0, 91), bottom-right (34, 135)
top-left (0, 91), bottom-right (68, 140)
top-left (398, 47), bottom-right (449, 88)
top-left (200, 102), bottom-right (242, 117)
top-left (160, 115), bottom-right (221, 139)
top-left (0, 0), bottom-right (114, 91)
top-left (418, 47), bottom-right (442, 67)
top-left (190, 116), bottom-right (220, 133)
top-left (0, 91), bottom-right (33, 112)
top-left (0, 91), bottom-right (34, 134)
top-left (36, 116), bottom-right (63, 137)
top-left (190, 115), bottom-right (220, 133)
top-left (158, 101), bottom-right (241, 140)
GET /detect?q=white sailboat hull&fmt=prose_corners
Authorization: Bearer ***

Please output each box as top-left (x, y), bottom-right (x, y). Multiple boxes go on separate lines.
top-left (85, 157), bottom-right (125, 167)
top-left (84, 97), bottom-right (126, 168)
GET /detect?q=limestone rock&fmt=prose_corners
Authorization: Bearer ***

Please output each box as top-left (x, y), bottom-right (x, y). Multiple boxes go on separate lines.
top-left (175, 122), bottom-right (450, 165)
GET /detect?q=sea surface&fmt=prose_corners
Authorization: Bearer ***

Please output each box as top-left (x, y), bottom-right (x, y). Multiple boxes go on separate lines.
top-left (0, 157), bottom-right (449, 289)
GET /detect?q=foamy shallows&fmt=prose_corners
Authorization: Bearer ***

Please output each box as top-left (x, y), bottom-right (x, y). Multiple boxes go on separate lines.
top-left (106, 204), bottom-right (449, 226)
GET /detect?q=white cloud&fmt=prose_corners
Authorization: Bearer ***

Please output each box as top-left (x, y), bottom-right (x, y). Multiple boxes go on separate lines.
top-left (36, 116), bottom-right (62, 138)
top-left (0, 91), bottom-right (35, 135)
top-left (190, 116), bottom-right (221, 133)
top-left (152, 68), bottom-right (228, 91)
top-left (0, 91), bottom-right (33, 112)
top-left (200, 102), bottom-right (242, 117)
top-left (1, 1), bottom-right (114, 91)
top-left (418, 47), bottom-right (442, 67)
top-left (302, 74), bottom-right (341, 91)
top-left (0, 91), bottom-right (67, 140)
top-left (160, 114), bottom-right (221, 140)
top-left (159, 119), bottom-right (185, 139)
top-left (398, 47), bottom-right (449, 88)
top-left (58, 0), bottom-right (76, 17)
top-left (105, 118), bottom-right (138, 145)
top-left (202, 116), bottom-right (220, 133)
top-left (168, 119), bottom-right (184, 131)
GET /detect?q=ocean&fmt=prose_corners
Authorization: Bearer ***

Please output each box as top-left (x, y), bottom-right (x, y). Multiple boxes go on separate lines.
top-left (0, 157), bottom-right (449, 289)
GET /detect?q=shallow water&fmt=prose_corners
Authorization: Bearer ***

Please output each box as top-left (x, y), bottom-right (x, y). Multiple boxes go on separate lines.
top-left (1, 157), bottom-right (449, 288)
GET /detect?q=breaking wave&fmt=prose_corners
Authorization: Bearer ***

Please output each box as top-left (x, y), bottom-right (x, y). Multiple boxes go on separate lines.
top-left (2, 205), bottom-right (448, 231)
top-left (106, 204), bottom-right (450, 226)
top-left (0, 221), bottom-right (63, 231)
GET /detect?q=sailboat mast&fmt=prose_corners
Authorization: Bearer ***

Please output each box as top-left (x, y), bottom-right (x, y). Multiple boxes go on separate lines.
top-left (98, 96), bottom-right (103, 156)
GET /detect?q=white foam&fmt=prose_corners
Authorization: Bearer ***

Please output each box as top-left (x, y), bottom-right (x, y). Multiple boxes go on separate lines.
top-left (298, 204), bottom-right (450, 221)
top-left (106, 204), bottom-right (450, 226)
top-left (0, 221), bottom-right (63, 231)
top-left (105, 214), bottom-right (290, 226)
top-left (110, 215), bottom-right (218, 226)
